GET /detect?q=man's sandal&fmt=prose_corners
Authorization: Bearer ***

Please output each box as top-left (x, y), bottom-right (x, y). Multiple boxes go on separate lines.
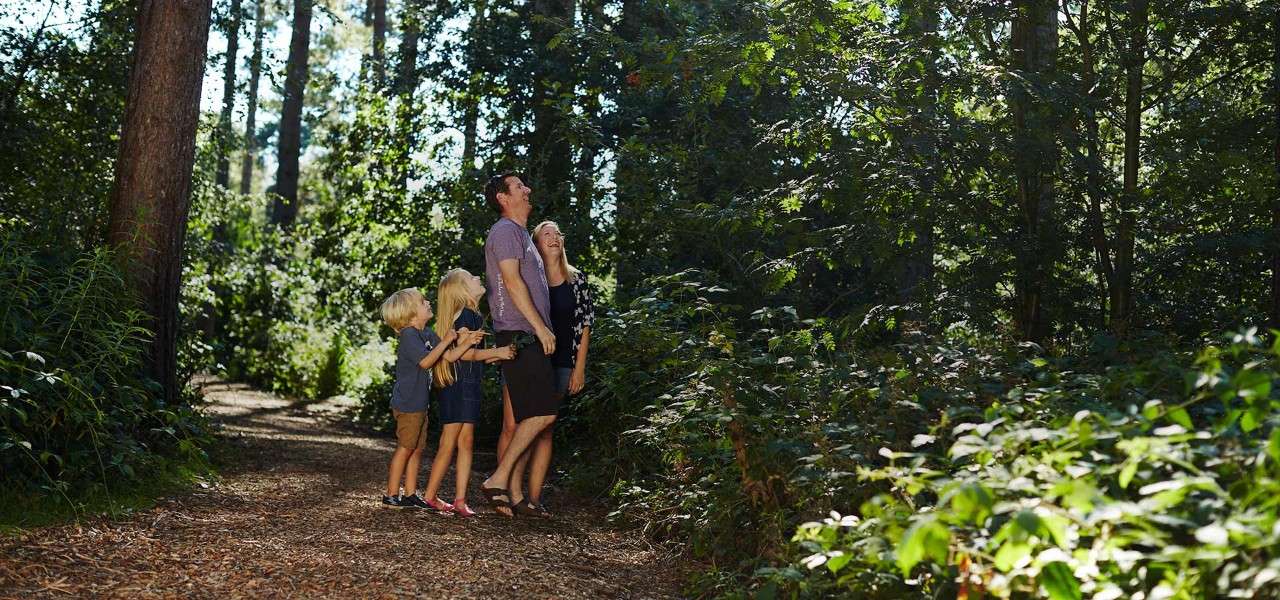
top-left (512, 499), bottom-right (551, 519)
top-left (480, 485), bottom-right (514, 517)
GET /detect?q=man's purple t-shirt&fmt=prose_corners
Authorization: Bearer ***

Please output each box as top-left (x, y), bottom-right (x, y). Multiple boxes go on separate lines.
top-left (485, 217), bottom-right (551, 333)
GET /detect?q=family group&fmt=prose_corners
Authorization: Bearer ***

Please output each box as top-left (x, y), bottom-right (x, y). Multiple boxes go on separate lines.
top-left (377, 173), bottom-right (594, 518)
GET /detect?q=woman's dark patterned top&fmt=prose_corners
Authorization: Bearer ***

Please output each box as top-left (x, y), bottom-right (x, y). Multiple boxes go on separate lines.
top-left (566, 271), bottom-right (595, 369)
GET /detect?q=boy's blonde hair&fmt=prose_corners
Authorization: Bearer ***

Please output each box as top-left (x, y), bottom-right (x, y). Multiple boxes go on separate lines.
top-left (433, 269), bottom-right (480, 388)
top-left (381, 288), bottom-right (424, 331)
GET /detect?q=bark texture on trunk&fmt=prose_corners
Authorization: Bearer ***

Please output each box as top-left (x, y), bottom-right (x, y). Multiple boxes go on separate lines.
top-left (239, 0), bottom-right (265, 195)
top-left (215, 0), bottom-right (242, 189)
top-left (1010, 0), bottom-right (1059, 343)
top-left (106, 0), bottom-right (213, 405)
top-left (529, 0), bottom-right (576, 225)
top-left (272, 0), bottom-right (312, 228)
top-left (1113, 0), bottom-right (1147, 336)
top-left (370, 0), bottom-right (387, 85)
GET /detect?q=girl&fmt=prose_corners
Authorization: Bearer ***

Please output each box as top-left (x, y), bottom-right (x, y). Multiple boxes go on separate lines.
top-left (496, 220), bottom-right (595, 517)
top-left (421, 269), bottom-right (514, 516)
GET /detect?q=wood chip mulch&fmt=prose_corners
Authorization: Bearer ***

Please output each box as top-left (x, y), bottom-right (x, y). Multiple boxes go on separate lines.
top-left (0, 379), bottom-right (686, 599)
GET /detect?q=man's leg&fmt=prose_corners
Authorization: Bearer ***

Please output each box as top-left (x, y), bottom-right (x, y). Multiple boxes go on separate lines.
top-left (483, 414), bottom-right (555, 491)
top-left (527, 426), bottom-right (554, 504)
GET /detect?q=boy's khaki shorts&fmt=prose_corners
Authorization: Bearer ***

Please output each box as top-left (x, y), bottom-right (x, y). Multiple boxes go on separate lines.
top-left (392, 409), bottom-right (428, 450)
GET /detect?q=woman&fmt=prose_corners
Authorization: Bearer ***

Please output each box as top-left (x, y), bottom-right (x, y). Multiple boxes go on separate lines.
top-left (496, 220), bottom-right (594, 517)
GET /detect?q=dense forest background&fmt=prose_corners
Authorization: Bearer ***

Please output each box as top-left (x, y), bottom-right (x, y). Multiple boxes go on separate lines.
top-left (3, 0), bottom-right (1280, 597)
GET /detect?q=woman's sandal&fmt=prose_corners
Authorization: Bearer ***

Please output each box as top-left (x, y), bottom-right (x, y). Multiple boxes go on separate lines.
top-left (512, 499), bottom-right (551, 519)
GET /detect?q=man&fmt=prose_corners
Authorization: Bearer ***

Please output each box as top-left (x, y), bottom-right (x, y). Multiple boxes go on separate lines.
top-left (479, 173), bottom-right (557, 517)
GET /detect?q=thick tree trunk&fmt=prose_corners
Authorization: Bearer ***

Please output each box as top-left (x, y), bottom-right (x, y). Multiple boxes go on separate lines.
top-left (239, 0), bottom-right (265, 195)
top-left (1272, 6), bottom-right (1280, 327)
top-left (1112, 0), bottom-right (1146, 337)
top-left (1010, 0), bottom-right (1059, 343)
top-left (106, 0), bottom-right (212, 405)
top-left (529, 0), bottom-right (576, 223)
top-left (272, 0), bottom-right (312, 228)
top-left (369, 0), bottom-right (387, 86)
top-left (215, 0), bottom-right (242, 189)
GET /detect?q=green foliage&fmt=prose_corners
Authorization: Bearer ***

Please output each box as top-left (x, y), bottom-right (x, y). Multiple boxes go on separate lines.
top-left (781, 330), bottom-right (1280, 599)
top-left (0, 234), bottom-right (213, 513)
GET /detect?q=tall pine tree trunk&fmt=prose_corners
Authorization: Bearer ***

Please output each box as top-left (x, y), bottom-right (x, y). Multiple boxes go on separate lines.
top-left (1112, 0), bottom-right (1146, 336)
top-left (394, 0), bottom-right (421, 190)
top-left (370, 0), bottom-right (387, 86)
top-left (106, 0), bottom-right (212, 405)
top-left (239, 0), bottom-right (265, 195)
top-left (215, 0), bottom-right (241, 188)
top-left (1010, 0), bottom-right (1059, 343)
top-left (272, 0), bottom-right (312, 228)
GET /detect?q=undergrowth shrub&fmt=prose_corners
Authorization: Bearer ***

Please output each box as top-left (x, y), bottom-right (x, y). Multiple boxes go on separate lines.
top-left (783, 329), bottom-right (1280, 599)
top-left (567, 271), bottom-right (1279, 599)
top-left (0, 234), bottom-right (212, 509)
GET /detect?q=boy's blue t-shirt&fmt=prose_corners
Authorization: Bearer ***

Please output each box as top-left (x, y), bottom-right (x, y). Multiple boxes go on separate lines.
top-left (391, 325), bottom-right (441, 413)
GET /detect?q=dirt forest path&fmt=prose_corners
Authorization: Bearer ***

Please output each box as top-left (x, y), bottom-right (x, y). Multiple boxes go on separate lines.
top-left (0, 378), bottom-right (683, 599)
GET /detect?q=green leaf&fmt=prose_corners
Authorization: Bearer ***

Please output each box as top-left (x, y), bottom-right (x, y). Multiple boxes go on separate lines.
top-left (1268, 428), bottom-right (1280, 464)
top-left (951, 483), bottom-right (994, 525)
top-left (993, 540), bottom-right (1031, 572)
top-left (1167, 407), bottom-right (1193, 430)
top-left (897, 518), bottom-right (950, 576)
top-left (825, 552), bottom-right (852, 574)
top-left (1040, 562), bottom-right (1081, 600)
top-left (1119, 460), bottom-right (1139, 489)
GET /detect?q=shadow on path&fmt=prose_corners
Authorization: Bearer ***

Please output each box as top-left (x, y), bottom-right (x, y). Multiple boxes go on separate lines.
top-left (0, 376), bottom-right (684, 599)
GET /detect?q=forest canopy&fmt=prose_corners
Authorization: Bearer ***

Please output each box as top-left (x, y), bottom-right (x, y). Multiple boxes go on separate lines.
top-left (2, 0), bottom-right (1279, 597)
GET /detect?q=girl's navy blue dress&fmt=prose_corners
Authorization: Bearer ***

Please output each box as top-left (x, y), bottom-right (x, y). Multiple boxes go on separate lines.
top-left (437, 308), bottom-right (484, 424)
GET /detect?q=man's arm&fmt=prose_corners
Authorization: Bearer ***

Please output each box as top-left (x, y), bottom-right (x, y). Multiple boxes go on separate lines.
top-left (498, 258), bottom-right (555, 355)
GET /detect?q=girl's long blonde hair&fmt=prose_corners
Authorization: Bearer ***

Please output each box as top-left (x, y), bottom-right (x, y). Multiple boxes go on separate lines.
top-left (433, 269), bottom-right (480, 388)
top-left (532, 220), bottom-right (580, 284)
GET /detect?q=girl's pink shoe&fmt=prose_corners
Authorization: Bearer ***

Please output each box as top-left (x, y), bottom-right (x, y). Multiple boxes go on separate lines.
top-left (451, 500), bottom-right (477, 517)
top-left (425, 497), bottom-right (454, 513)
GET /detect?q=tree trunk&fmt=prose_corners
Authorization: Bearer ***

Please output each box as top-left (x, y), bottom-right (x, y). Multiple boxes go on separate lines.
top-left (1010, 0), bottom-right (1059, 343)
top-left (1271, 5), bottom-right (1280, 327)
top-left (395, 1), bottom-right (420, 96)
top-left (215, 0), bottom-right (242, 189)
top-left (529, 0), bottom-right (576, 224)
top-left (394, 0), bottom-right (422, 190)
top-left (272, 0), bottom-right (312, 228)
top-left (1074, 0), bottom-right (1116, 329)
top-left (1112, 0), bottom-right (1146, 337)
top-left (239, 0), bottom-right (265, 195)
top-left (106, 0), bottom-right (212, 405)
top-left (369, 0), bottom-right (387, 86)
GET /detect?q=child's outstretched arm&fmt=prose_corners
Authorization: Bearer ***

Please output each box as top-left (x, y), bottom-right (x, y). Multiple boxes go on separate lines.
top-left (416, 329), bottom-right (458, 370)
top-left (443, 328), bottom-right (486, 362)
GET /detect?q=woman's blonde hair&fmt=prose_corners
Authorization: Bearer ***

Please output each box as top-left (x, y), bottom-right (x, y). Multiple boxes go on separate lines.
top-left (531, 220), bottom-right (579, 283)
top-left (380, 288), bottom-right (424, 332)
top-left (433, 269), bottom-right (480, 388)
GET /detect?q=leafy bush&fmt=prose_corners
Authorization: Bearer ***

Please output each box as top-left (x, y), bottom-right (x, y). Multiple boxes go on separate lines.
top-left (0, 234), bottom-right (212, 508)
top-left (784, 330), bottom-right (1280, 599)
top-left (562, 271), bottom-right (1006, 593)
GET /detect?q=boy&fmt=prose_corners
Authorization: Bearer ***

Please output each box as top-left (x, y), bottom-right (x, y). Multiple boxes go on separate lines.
top-left (379, 288), bottom-right (484, 508)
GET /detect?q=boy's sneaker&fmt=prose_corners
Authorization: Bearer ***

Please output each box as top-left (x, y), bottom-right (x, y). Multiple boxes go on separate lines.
top-left (400, 493), bottom-right (431, 510)
top-left (381, 494), bottom-right (405, 508)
